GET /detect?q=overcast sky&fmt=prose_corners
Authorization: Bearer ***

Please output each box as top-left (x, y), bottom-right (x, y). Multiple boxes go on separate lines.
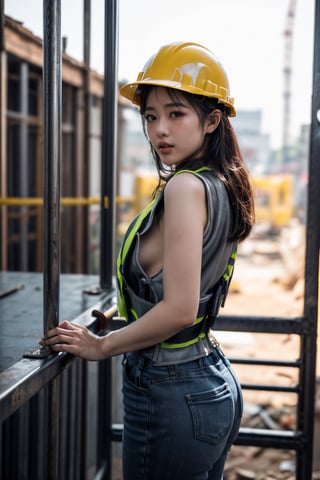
top-left (5, 0), bottom-right (315, 149)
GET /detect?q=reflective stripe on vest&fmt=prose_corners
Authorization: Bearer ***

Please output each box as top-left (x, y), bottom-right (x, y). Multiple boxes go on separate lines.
top-left (160, 241), bottom-right (238, 349)
top-left (116, 195), bottom-right (158, 320)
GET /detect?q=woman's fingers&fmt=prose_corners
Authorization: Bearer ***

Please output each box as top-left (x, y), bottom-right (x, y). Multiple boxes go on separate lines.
top-left (41, 321), bottom-right (82, 342)
top-left (39, 321), bottom-right (105, 361)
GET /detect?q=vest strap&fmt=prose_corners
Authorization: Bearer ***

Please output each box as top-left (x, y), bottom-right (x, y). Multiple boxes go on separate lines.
top-left (162, 320), bottom-right (205, 346)
top-left (161, 242), bottom-right (238, 348)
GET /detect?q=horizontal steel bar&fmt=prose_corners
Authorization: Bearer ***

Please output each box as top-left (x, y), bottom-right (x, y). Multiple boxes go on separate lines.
top-left (110, 424), bottom-right (305, 451)
top-left (215, 315), bottom-right (308, 334)
top-left (0, 351), bottom-right (76, 424)
top-left (230, 358), bottom-right (301, 368)
top-left (241, 383), bottom-right (299, 393)
top-left (7, 109), bottom-right (41, 125)
top-left (0, 196), bottom-right (134, 206)
top-left (110, 424), bottom-right (123, 442)
top-left (235, 427), bottom-right (305, 450)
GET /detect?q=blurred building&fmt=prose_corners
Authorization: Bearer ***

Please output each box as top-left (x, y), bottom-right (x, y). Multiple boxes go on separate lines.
top-left (231, 110), bottom-right (271, 175)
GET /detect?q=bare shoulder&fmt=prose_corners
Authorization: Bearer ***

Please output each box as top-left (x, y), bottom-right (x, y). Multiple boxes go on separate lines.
top-left (164, 172), bottom-right (205, 202)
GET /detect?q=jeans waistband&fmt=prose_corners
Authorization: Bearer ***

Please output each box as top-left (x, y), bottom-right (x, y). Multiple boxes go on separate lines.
top-left (128, 331), bottom-right (221, 366)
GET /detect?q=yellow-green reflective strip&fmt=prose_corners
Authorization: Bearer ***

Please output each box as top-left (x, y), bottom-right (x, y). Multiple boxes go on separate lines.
top-left (117, 197), bottom-right (158, 318)
top-left (121, 198), bottom-right (156, 263)
top-left (193, 315), bottom-right (204, 325)
top-left (160, 315), bottom-right (205, 348)
top-left (130, 308), bottom-right (139, 320)
top-left (161, 332), bottom-right (207, 349)
top-left (223, 245), bottom-right (237, 281)
top-left (174, 166), bottom-right (211, 176)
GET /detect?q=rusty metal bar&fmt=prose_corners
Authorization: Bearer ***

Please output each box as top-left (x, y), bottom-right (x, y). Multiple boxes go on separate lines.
top-left (42, 0), bottom-right (62, 334)
top-left (0, 196), bottom-right (134, 206)
top-left (100, 0), bottom-right (118, 291)
top-left (42, 2), bottom-right (62, 477)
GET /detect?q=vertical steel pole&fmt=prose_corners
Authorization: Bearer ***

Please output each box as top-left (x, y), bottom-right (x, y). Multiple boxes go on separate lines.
top-left (82, 0), bottom-right (91, 273)
top-left (100, 0), bottom-right (118, 290)
top-left (42, 5), bottom-right (62, 479)
top-left (43, 0), bottom-right (62, 332)
top-left (19, 62), bottom-right (29, 271)
top-left (297, 0), bottom-right (320, 478)
top-left (84, 0), bottom-right (91, 71)
top-left (96, 5), bottom-right (119, 478)
top-left (0, 0), bottom-right (7, 271)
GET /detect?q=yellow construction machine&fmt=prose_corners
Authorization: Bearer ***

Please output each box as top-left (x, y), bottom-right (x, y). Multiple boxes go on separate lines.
top-left (252, 174), bottom-right (293, 231)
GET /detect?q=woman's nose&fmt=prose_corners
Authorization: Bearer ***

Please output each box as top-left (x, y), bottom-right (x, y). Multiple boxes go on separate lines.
top-left (157, 117), bottom-right (169, 136)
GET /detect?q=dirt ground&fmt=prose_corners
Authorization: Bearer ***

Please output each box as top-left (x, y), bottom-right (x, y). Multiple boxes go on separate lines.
top-left (112, 221), bottom-right (320, 479)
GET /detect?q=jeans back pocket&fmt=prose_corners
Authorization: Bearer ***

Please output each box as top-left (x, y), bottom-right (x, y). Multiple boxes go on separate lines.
top-left (185, 382), bottom-right (234, 446)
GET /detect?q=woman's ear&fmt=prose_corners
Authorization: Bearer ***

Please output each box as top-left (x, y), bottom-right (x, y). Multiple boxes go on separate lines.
top-left (206, 109), bottom-right (221, 133)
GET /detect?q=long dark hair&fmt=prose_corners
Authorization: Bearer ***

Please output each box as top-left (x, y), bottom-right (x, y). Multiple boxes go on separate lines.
top-left (138, 85), bottom-right (255, 242)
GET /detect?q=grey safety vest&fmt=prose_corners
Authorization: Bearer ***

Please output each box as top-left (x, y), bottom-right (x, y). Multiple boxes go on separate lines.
top-left (116, 166), bottom-right (236, 349)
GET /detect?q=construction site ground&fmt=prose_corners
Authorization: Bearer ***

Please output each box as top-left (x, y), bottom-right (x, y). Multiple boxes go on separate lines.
top-left (112, 220), bottom-right (320, 480)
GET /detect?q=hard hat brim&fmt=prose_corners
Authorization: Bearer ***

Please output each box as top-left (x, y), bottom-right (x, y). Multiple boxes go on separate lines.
top-left (120, 80), bottom-right (236, 117)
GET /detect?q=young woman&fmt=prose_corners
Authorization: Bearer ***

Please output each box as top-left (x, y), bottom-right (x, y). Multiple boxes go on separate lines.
top-left (41, 41), bottom-right (255, 479)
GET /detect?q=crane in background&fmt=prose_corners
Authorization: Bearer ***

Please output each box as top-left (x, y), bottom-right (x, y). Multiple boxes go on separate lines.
top-left (250, 1), bottom-right (298, 233)
top-left (282, 0), bottom-right (297, 165)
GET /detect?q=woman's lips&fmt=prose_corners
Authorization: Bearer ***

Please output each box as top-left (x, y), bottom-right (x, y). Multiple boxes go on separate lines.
top-left (158, 143), bottom-right (173, 154)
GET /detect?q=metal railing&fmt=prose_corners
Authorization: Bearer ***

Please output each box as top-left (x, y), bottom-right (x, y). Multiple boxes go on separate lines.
top-left (0, 196), bottom-right (134, 207)
top-left (0, 1), bottom-right (319, 480)
top-left (0, 291), bottom-right (118, 480)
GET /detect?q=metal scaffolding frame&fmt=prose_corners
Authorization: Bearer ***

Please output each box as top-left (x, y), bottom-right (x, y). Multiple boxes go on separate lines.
top-left (0, 0), bottom-right (319, 479)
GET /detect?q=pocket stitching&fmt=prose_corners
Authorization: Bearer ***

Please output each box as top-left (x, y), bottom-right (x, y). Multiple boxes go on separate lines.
top-left (186, 384), bottom-right (234, 445)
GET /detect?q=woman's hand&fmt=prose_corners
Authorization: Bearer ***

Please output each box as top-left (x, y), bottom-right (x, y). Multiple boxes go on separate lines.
top-left (39, 320), bottom-right (106, 361)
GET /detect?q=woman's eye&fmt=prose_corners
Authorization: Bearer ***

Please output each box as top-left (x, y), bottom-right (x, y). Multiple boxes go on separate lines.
top-left (145, 114), bottom-right (156, 122)
top-left (170, 110), bottom-right (183, 118)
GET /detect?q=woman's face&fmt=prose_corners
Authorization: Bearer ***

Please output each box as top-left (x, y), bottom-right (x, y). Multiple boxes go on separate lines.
top-left (143, 87), bottom-right (216, 168)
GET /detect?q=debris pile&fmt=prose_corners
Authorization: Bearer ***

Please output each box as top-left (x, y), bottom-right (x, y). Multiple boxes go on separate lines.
top-left (225, 403), bottom-right (295, 479)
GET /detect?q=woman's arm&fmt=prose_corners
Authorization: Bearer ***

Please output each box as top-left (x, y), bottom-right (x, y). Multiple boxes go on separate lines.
top-left (40, 173), bottom-right (207, 360)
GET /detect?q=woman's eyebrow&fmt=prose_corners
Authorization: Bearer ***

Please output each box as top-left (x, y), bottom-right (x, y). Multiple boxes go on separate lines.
top-left (145, 101), bottom-right (188, 111)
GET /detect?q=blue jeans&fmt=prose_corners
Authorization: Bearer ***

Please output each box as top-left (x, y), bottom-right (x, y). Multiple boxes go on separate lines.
top-left (122, 346), bottom-right (243, 480)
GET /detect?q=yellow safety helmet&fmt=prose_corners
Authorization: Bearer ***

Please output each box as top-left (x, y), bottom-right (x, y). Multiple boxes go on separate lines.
top-left (120, 41), bottom-right (236, 117)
